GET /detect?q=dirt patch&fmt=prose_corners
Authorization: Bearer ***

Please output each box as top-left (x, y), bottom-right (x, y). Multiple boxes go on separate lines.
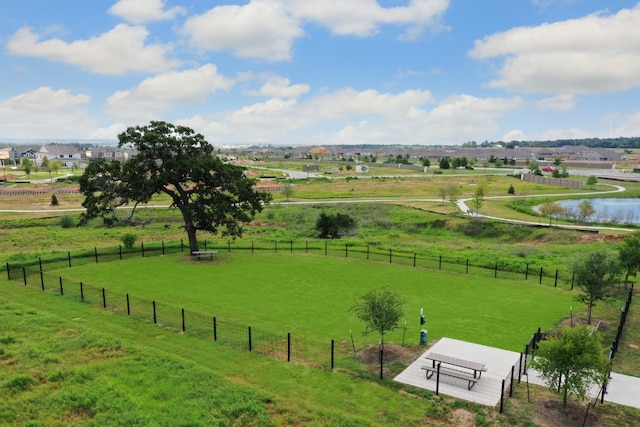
top-left (558, 317), bottom-right (609, 332)
top-left (532, 398), bottom-right (600, 427)
top-left (577, 234), bottom-right (625, 244)
top-left (356, 343), bottom-right (421, 364)
top-left (451, 408), bottom-right (475, 427)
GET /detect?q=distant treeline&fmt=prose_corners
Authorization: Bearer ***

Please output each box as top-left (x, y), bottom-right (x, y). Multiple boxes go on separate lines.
top-left (462, 137), bottom-right (640, 149)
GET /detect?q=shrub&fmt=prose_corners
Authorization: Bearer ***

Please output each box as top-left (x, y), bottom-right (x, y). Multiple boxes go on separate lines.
top-left (507, 184), bottom-right (515, 194)
top-left (50, 194), bottom-right (59, 205)
top-left (121, 233), bottom-right (137, 249)
top-left (60, 215), bottom-right (75, 228)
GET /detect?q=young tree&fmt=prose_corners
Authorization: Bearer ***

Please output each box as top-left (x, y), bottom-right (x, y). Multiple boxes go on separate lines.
top-left (438, 157), bottom-right (450, 169)
top-left (577, 200), bottom-right (595, 223)
top-left (79, 121), bottom-right (272, 253)
top-left (539, 200), bottom-right (564, 225)
top-left (586, 175), bottom-right (598, 189)
top-left (618, 232), bottom-right (640, 286)
top-left (470, 186), bottom-right (485, 214)
top-left (350, 287), bottom-right (404, 353)
top-left (573, 250), bottom-right (621, 324)
top-left (530, 325), bottom-right (609, 409)
top-left (41, 156), bottom-right (50, 175)
top-left (50, 160), bottom-right (62, 175)
top-left (282, 183), bottom-right (295, 201)
top-left (21, 157), bottom-right (32, 177)
top-left (445, 184), bottom-right (460, 213)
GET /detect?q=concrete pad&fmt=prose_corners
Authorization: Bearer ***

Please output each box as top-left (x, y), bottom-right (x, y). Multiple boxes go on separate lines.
top-left (526, 368), bottom-right (640, 409)
top-left (394, 337), bottom-right (522, 407)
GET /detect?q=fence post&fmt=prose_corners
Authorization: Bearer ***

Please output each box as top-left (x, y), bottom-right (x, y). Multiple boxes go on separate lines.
top-left (248, 326), bottom-right (253, 352)
top-left (23, 267), bottom-right (26, 286)
top-left (274, 241), bottom-right (278, 253)
top-left (40, 269), bottom-right (44, 291)
top-left (39, 257), bottom-right (42, 273)
top-left (95, 247), bottom-right (98, 263)
top-left (59, 276), bottom-right (63, 296)
top-left (119, 244), bottom-right (122, 260)
top-left (182, 308), bottom-right (185, 332)
top-left (571, 271), bottom-right (575, 290)
top-left (6, 263), bottom-right (9, 280)
top-left (228, 240), bottom-right (232, 253)
top-left (525, 263), bottom-right (529, 280)
top-left (141, 242), bottom-right (145, 257)
top-left (554, 270), bottom-right (558, 287)
top-left (331, 339), bottom-right (334, 370)
top-left (162, 241), bottom-right (165, 255)
top-left (102, 288), bottom-right (106, 308)
top-left (252, 240), bottom-right (254, 254)
top-left (539, 267), bottom-right (543, 284)
top-left (389, 249), bottom-right (392, 264)
top-left (436, 362), bottom-right (441, 395)
top-left (68, 251), bottom-right (72, 268)
top-left (510, 365), bottom-right (515, 397)
top-left (518, 353), bottom-right (523, 383)
top-left (305, 241), bottom-right (308, 253)
top-left (325, 241), bottom-right (328, 255)
top-left (153, 301), bottom-right (157, 324)
top-left (345, 244), bottom-right (348, 258)
top-left (466, 259), bottom-right (469, 274)
top-left (80, 282), bottom-right (84, 301)
top-left (495, 263), bottom-right (498, 278)
top-left (413, 253), bottom-right (416, 267)
top-left (500, 379), bottom-right (505, 413)
top-left (213, 317), bottom-right (217, 341)
top-left (290, 240), bottom-right (293, 254)
top-left (181, 239), bottom-right (184, 252)
top-left (126, 294), bottom-right (130, 315)
top-left (367, 246), bottom-right (370, 260)
top-left (287, 332), bottom-right (291, 362)
top-left (379, 347), bottom-right (384, 380)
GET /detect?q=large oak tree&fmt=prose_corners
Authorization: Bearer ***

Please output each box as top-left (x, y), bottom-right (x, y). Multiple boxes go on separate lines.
top-left (80, 121), bottom-right (272, 253)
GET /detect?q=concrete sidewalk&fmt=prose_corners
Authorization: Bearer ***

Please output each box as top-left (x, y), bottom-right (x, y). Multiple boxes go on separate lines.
top-left (395, 337), bottom-right (640, 409)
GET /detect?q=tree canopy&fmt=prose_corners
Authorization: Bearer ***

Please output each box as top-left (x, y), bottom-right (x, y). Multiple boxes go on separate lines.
top-left (618, 232), bottom-right (640, 285)
top-left (350, 287), bottom-right (404, 351)
top-left (79, 121), bottom-right (272, 253)
top-left (573, 249), bottom-right (621, 324)
top-left (530, 326), bottom-right (609, 409)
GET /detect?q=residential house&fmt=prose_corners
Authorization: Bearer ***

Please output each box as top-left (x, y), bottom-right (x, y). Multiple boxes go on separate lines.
top-left (37, 144), bottom-right (87, 168)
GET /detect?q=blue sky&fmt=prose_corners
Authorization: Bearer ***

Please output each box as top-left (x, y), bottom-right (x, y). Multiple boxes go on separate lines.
top-left (1, 0), bottom-right (640, 145)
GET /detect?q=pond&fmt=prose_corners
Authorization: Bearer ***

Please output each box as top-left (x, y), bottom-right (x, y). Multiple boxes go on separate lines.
top-left (556, 198), bottom-right (640, 225)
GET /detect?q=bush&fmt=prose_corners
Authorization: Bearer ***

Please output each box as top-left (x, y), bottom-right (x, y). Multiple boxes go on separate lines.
top-left (316, 212), bottom-right (356, 238)
top-left (60, 215), bottom-right (75, 228)
top-left (51, 194), bottom-right (59, 205)
top-left (121, 233), bottom-right (137, 249)
top-left (507, 184), bottom-right (515, 194)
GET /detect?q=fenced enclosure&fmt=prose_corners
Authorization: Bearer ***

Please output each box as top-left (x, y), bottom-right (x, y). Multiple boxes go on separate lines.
top-left (2, 237), bottom-right (635, 413)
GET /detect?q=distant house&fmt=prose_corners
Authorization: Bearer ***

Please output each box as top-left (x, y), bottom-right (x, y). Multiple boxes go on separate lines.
top-left (355, 165), bottom-right (369, 173)
top-left (85, 147), bottom-right (128, 161)
top-left (10, 146), bottom-right (39, 164)
top-left (37, 144), bottom-right (86, 168)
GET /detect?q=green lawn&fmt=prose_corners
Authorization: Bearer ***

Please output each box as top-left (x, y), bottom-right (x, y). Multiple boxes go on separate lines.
top-left (39, 252), bottom-right (574, 353)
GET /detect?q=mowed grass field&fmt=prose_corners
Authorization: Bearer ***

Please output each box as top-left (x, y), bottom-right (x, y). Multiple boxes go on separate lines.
top-left (40, 251), bottom-right (575, 352)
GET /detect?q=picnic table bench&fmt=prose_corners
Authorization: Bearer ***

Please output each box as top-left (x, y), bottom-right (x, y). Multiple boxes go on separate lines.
top-left (191, 250), bottom-right (218, 260)
top-left (421, 352), bottom-right (487, 390)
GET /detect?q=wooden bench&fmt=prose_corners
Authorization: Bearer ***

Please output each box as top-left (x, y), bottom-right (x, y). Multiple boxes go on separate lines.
top-left (191, 250), bottom-right (218, 260)
top-left (421, 365), bottom-right (479, 390)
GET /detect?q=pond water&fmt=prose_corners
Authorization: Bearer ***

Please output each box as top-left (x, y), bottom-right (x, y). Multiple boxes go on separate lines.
top-left (556, 198), bottom-right (640, 225)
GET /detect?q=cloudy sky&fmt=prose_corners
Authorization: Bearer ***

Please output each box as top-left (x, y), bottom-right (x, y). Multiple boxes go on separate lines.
top-left (1, 0), bottom-right (640, 146)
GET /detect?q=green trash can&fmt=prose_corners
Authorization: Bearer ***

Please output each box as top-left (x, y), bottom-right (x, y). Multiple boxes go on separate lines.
top-left (420, 329), bottom-right (428, 345)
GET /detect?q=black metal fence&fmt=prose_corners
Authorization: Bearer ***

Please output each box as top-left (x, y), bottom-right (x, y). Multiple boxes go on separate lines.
top-left (4, 238), bottom-right (582, 291)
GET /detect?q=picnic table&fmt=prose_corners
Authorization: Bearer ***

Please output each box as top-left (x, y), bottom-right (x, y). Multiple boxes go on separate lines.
top-left (421, 352), bottom-right (487, 390)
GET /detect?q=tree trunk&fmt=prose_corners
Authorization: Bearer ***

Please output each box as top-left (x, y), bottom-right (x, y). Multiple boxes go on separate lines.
top-left (562, 371), bottom-right (569, 409)
top-left (177, 205), bottom-right (199, 253)
top-left (587, 297), bottom-right (593, 325)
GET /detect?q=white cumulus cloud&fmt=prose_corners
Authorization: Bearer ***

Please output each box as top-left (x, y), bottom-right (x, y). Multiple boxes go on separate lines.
top-left (109, 0), bottom-right (186, 24)
top-left (182, 0), bottom-right (304, 61)
top-left (104, 64), bottom-right (234, 121)
top-left (469, 4), bottom-right (640, 94)
top-left (0, 87), bottom-right (96, 138)
top-left (285, 0), bottom-right (449, 38)
top-left (7, 24), bottom-right (180, 75)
